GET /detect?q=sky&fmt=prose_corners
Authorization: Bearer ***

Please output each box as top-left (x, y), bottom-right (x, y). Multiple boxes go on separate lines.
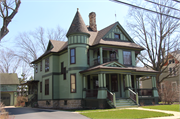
top-left (1, 0), bottom-right (129, 44)
top-left (1, 0), bottom-right (131, 77)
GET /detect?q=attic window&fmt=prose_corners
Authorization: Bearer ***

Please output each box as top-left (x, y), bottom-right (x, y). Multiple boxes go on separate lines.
top-left (114, 33), bottom-right (120, 39)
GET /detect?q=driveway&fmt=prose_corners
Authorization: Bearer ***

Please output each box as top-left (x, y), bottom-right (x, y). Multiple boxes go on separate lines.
top-left (4, 106), bottom-right (89, 119)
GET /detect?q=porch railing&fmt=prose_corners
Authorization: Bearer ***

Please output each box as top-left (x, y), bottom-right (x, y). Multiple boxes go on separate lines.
top-left (106, 89), bottom-right (116, 107)
top-left (93, 57), bottom-right (118, 66)
top-left (107, 90), bottom-right (113, 103)
top-left (86, 89), bottom-right (98, 98)
top-left (137, 89), bottom-right (153, 97)
top-left (128, 88), bottom-right (139, 105)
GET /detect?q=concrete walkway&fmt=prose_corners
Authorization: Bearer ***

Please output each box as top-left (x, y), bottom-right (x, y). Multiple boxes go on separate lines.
top-left (128, 107), bottom-right (180, 119)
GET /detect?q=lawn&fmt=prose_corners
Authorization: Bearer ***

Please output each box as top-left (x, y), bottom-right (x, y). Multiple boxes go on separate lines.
top-left (78, 109), bottom-right (173, 119)
top-left (143, 104), bottom-right (180, 112)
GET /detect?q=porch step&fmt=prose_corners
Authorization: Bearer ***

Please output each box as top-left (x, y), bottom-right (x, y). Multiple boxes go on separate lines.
top-left (115, 98), bottom-right (138, 108)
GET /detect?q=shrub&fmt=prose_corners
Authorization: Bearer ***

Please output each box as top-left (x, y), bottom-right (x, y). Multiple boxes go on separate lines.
top-left (15, 96), bottom-right (28, 107)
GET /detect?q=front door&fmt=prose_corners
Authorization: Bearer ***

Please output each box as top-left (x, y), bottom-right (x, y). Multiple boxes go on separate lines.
top-left (111, 74), bottom-right (118, 92)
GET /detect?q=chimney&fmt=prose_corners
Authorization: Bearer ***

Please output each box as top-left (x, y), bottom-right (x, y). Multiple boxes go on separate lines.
top-left (89, 12), bottom-right (97, 32)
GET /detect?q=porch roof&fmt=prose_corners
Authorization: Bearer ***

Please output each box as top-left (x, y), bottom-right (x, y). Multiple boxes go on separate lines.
top-left (21, 80), bottom-right (39, 85)
top-left (79, 61), bottom-right (159, 74)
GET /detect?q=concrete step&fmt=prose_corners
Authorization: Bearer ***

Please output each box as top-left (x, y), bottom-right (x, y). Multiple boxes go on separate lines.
top-left (115, 98), bottom-right (138, 108)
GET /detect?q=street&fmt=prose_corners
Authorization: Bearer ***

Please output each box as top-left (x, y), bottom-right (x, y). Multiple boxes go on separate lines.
top-left (4, 107), bottom-right (89, 119)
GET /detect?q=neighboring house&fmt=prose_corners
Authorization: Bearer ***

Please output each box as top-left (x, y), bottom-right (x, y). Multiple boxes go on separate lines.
top-left (0, 73), bottom-right (19, 106)
top-left (141, 51), bottom-right (180, 102)
top-left (27, 9), bottom-right (159, 109)
top-left (159, 51), bottom-right (180, 101)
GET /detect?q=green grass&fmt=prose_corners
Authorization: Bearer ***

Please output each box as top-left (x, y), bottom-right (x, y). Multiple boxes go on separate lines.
top-left (79, 109), bottom-right (173, 119)
top-left (143, 104), bottom-right (180, 112)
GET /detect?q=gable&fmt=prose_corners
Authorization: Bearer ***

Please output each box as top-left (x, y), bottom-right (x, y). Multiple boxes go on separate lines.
top-left (46, 41), bottom-right (54, 52)
top-left (103, 62), bottom-right (125, 67)
top-left (103, 23), bottom-right (134, 43)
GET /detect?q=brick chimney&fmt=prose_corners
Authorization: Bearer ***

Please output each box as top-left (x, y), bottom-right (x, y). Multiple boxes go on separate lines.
top-left (89, 12), bottom-right (97, 32)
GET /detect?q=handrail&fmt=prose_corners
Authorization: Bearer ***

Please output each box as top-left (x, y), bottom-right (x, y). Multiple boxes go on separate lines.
top-left (106, 89), bottom-right (116, 107)
top-left (128, 88), bottom-right (139, 105)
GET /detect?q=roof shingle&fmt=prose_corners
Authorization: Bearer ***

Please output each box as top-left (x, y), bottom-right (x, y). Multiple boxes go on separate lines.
top-left (66, 10), bottom-right (89, 37)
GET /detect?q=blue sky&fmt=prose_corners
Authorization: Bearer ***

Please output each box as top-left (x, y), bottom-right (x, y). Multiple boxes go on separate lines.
top-left (1, 0), bottom-right (131, 77)
top-left (2, 0), bottom-right (129, 45)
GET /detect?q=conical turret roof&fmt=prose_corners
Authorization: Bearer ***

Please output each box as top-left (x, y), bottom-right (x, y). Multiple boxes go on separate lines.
top-left (66, 9), bottom-right (90, 37)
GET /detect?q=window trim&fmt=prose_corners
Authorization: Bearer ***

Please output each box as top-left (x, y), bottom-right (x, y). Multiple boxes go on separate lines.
top-left (70, 74), bottom-right (76, 93)
top-left (45, 79), bottom-right (49, 95)
top-left (123, 50), bottom-right (132, 66)
top-left (70, 48), bottom-right (76, 64)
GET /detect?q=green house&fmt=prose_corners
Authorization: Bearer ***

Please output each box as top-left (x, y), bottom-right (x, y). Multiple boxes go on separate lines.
top-left (0, 73), bottom-right (19, 106)
top-left (29, 9), bottom-right (159, 109)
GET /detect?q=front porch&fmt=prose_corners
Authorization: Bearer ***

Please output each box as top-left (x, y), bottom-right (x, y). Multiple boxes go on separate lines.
top-left (80, 63), bottom-right (159, 108)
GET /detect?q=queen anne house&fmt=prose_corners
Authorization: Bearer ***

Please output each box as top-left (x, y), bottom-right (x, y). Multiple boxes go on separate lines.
top-left (27, 9), bottom-right (159, 109)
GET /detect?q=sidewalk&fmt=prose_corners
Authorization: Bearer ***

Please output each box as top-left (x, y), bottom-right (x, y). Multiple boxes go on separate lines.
top-left (128, 107), bottom-right (180, 119)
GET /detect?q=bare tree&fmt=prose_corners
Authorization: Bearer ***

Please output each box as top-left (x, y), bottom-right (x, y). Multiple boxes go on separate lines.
top-left (0, 0), bottom-right (21, 40)
top-left (15, 26), bottom-right (67, 65)
top-left (0, 49), bottom-right (21, 73)
top-left (160, 81), bottom-right (179, 104)
top-left (126, 0), bottom-right (180, 95)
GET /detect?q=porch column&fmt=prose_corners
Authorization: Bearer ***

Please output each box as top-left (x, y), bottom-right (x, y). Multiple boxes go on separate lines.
top-left (98, 73), bottom-right (103, 87)
top-left (100, 47), bottom-right (103, 64)
top-left (83, 75), bottom-right (86, 98)
top-left (125, 74), bottom-right (131, 98)
top-left (151, 76), bottom-right (159, 97)
top-left (134, 75), bottom-right (137, 92)
top-left (97, 73), bottom-right (107, 99)
top-left (103, 73), bottom-right (106, 88)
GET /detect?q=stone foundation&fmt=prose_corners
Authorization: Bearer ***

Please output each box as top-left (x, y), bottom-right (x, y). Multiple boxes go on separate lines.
top-left (38, 99), bottom-right (82, 109)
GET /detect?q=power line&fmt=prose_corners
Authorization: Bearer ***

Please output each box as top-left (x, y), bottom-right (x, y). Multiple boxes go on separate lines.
top-left (172, 0), bottom-right (180, 3)
top-left (145, 0), bottom-right (180, 12)
top-left (110, 0), bottom-right (180, 20)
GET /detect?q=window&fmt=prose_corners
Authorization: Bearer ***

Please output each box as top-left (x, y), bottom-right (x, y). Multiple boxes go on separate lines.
top-left (111, 74), bottom-right (118, 92)
top-left (64, 67), bottom-right (66, 80)
top-left (40, 82), bottom-right (42, 93)
top-left (172, 59), bottom-right (175, 63)
top-left (40, 61), bottom-right (42, 71)
top-left (70, 48), bottom-right (76, 64)
top-left (35, 64), bottom-right (38, 73)
top-left (123, 51), bottom-right (132, 65)
top-left (114, 33), bottom-right (120, 39)
top-left (87, 49), bottom-right (89, 65)
top-left (169, 60), bottom-right (171, 64)
top-left (173, 67), bottom-right (176, 75)
top-left (61, 62), bottom-right (64, 74)
top-left (169, 68), bottom-right (172, 73)
top-left (171, 82), bottom-right (177, 91)
top-left (70, 74), bottom-right (76, 93)
top-left (110, 51), bottom-right (116, 61)
top-left (45, 57), bottom-right (49, 72)
top-left (45, 79), bottom-right (49, 95)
